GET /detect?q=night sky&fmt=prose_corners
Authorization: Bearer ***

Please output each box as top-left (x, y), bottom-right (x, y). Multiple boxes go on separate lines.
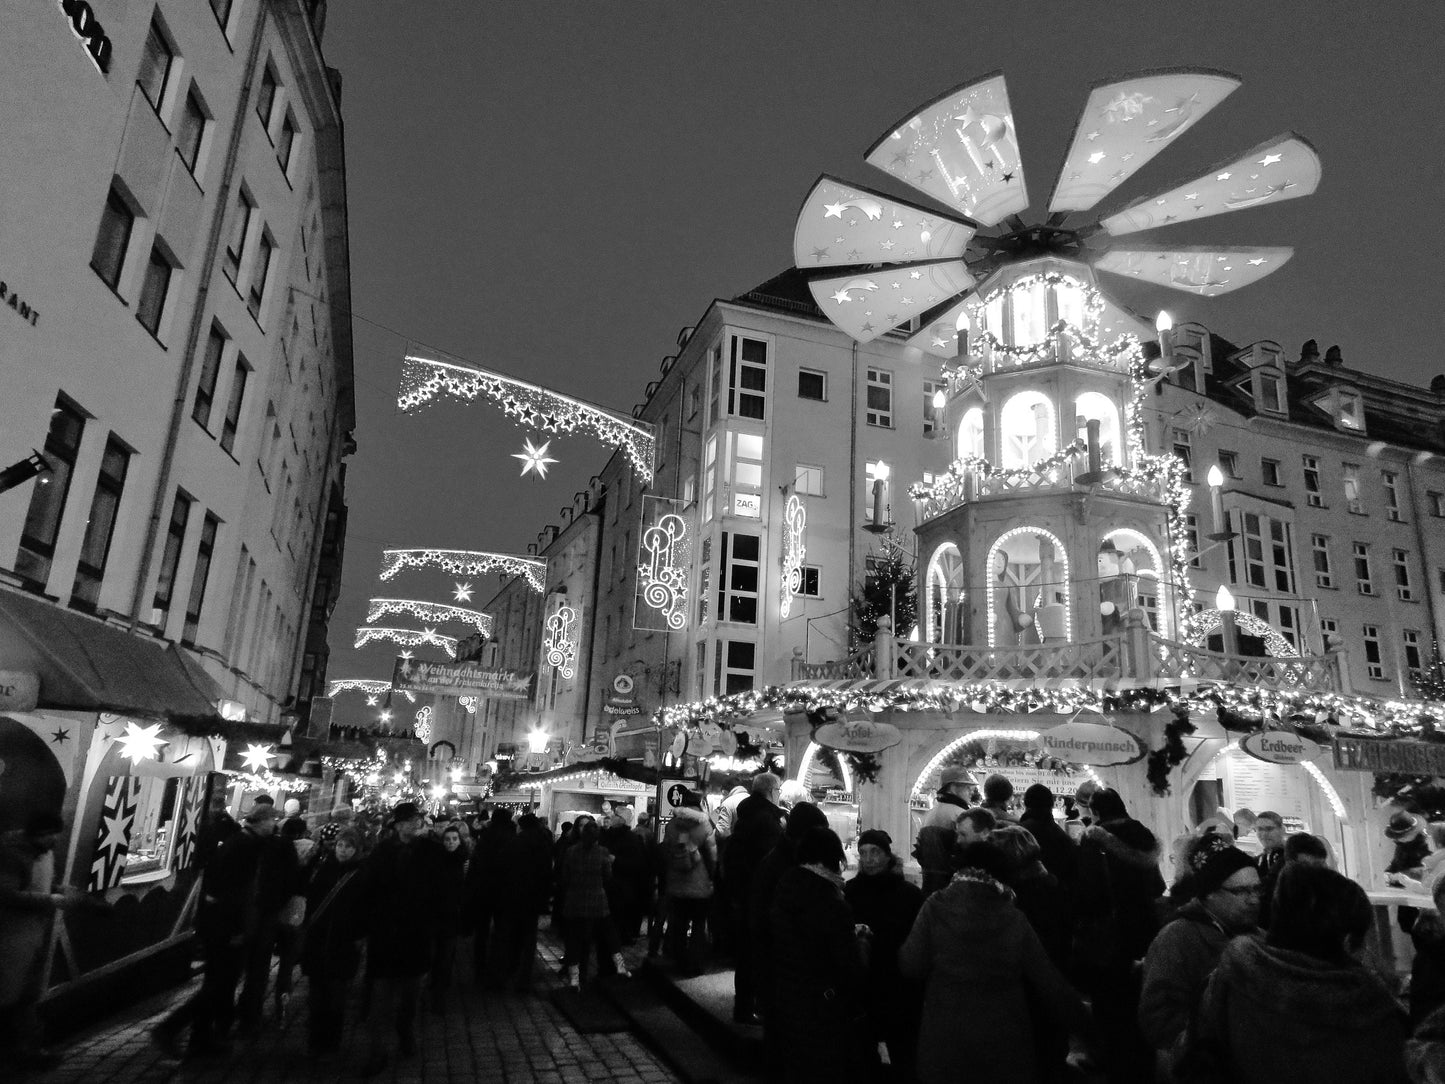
top-left (320, 2), bottom-right (1445, 700)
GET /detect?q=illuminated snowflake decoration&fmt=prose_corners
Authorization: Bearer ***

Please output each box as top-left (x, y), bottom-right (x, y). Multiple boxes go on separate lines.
top-left (414, 705), bottom-right (433, 744)
top-left (398, 353), bottom-right (656, 481)
top-left (453, 582), bottom-right (473, 602)
top-left (241, 743), bottom-right (277, 773)
top-left (378, 549), bottom-right (546, 594)
top-left (514, 438), bottom-right (559, 479)
top-left (354, 626), bottom-right (459, 659)
top-left (637, 508), bottom-right (688, 631)
top-left (779, 494), bottom-right (807, 620)
top-left (327, 678), bottom-right (415, 703)
top-left (365, 598), bottom-right (494, 636)
top-left (543, 603), bottom-right (580, 679)
top-left (117, 721), bottom-right (167, 763)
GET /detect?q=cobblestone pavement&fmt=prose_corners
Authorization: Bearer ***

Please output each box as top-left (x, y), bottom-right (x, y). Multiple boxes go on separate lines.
top-left (17, 931), bottom-right (677, 1084)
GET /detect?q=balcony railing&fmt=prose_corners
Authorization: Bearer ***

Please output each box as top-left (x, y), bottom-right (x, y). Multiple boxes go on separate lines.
top-left (1151, 633), bottom-right (1343, 691)
top-left (791, 645), bottom-right (874, 681)
top-left (892, 635), bottom-right (1125, 683)
top-left (915, 464), bottom-right (1171, 521)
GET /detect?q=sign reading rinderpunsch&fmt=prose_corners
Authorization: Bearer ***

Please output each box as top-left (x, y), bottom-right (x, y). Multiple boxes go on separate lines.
top-left (391, 657), bottom-right (533, 700)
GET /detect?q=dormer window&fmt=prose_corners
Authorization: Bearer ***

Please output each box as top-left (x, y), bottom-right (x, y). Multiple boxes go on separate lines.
top-left (1257, 371), bottom-right (1284, 413)
top-left (1336, 389), bottom-right (1364, 430)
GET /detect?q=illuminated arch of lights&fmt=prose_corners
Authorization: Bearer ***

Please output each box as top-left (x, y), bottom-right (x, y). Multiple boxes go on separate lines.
top-left (378, 548), bottom-right (545, 593)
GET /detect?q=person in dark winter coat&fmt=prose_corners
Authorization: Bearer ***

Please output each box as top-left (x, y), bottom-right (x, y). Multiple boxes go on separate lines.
top-left (770, 828), bottom-right (870, 1084)
top-left (662, 791), bottom-right (717, 975)
top-left (913, 766), bottom-right (972, 896)
top-left (359, 803), bottom-right (446, 1076)
top-left (1409, 875), bottom-right (1445, 1027)
top-left (1179, 863), bottom-right (1409, 1084)
top-left (750, 802), bottom-right (829, 1070)
top-left (724, 773), bottom-right (786, 1022)
top-left (299, 828), bottom-right (365, 1055)
top-left (1072, 788), bottom-right (1165, 1084)
top-left (843, 829), bottom-right (923, 1083)
top-left (980, 772), bottom-right (1020, 825)
top-left (560, 817), bottom-right (626, 986)
top-left (1019, 783), bottom-right (1078, 888)
top-left (992, 824), bottom-right (1072, 971)
top-left (235, 804), bottom-right (302, 1033)
top-left (466, 808), bottom-right (515, 984)
top-left (495, 813), bottom-right (553, 992)
top-left (1408, 1001), bottom-right (1445, 1084)
top-left (900, 842), bottom-right (1084, 1084)
top-left (1139, 833), bottom-right (1260, 1079)
top-left (430, 825), bottom-right (470, 1008)
top-left (600, 807), bottom-right (647, 943)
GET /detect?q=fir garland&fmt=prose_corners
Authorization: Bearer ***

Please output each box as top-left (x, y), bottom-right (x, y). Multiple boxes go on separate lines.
top-left (1145, 704), bottom-right (1197, 795)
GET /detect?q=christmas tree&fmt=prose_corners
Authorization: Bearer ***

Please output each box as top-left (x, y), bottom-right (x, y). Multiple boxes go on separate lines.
top-left (853, 531), bottom-right (918, 645)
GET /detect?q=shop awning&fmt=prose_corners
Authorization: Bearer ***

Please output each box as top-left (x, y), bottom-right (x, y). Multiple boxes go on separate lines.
top-left (0, 588), bottom-right (224, 720)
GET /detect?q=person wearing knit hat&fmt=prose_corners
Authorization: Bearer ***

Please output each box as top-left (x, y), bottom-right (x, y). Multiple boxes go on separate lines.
top-left (846, 825), bottom-right (923, 1077)
top-left (1019, 784), bottom-right (1078, 887)
top-left (1139, 832), bottom-right (1261, 1071)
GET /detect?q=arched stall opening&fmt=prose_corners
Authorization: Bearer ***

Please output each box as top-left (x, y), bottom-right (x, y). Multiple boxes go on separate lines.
top-left (999, 391), bottom-right (1056, 468)
top-left (1097, 528), bottom-right (1168, 637)
top-left (925, 543), bottom-right (966, 644)
top-left (988, 527), bottom-right (1071, 646)
top-left (793, 741), bottom-right (860, 846)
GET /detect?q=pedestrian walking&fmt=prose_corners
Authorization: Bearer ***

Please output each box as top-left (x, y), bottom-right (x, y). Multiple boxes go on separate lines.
top-left (601, 806), bottom-right (647, 943)
top-left (495, 812), bottom-right (553, 992)
top-left (993, 823), bottom-right (1072, 971)
top-left (358, 802), bottom-right (446, 1076)
top-left (723, 772), bottom-right (785, 1021)
top-left (466, 807), bottom-right (516, 985)
top-left (559, 816), bottom-right (628, 986)
top-left (1019, 783), bottom-right (1079, 888)
top-left (430, 823), bottom-right (470, 1010)
top-left (235, 800), bottom-right (302, 1034)
top-left (299, 827), bottom-right (364, 1057)
top-left (913, 766), bottom-right (972, 897)
top-left (661, 788), bottom-right (717, 975)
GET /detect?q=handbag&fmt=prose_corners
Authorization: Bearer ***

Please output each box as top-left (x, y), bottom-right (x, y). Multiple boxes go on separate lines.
top-left (296, 869), bottom-right (357, 955)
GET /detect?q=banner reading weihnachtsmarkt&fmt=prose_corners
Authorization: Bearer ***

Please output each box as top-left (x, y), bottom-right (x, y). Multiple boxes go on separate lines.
top-left (391, 657), bottom-right (533, 700)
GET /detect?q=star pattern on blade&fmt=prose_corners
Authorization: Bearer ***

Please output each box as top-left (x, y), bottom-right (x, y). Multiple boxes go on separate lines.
top-left (513, 438), bottom-right (558, 479)
top-left (51, 727), bottom-right (70, 744)
top-left (453, 582), bottom-right (473, 602)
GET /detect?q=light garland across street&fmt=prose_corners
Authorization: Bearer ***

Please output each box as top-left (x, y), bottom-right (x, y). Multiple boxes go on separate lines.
top-left (326, 678), bottom-right (416, 702)
top-left (377, 548), bottom-right (547, 593)
top-left (365, 597), bottom-right (494, 636)
top-left (354, 625), bottom-right (459, 658)
top-left (398, 353), bottom-right (656, 481)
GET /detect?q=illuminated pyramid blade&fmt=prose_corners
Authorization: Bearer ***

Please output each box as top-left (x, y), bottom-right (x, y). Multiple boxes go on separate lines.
top-left (794, 175), bottom-right (976, 268)
top-left (1099, 133), bottom-right (1321, 235)
top-left (1048, 70), bottom-right (1240, 213)
top-left (1094, 245), bottom-right (1293, 297)
top-left (864, 71), bottom-right (1027, 228)
top-left (903, 295), bottom-right (980, 359)
top-left (807, 261), bottom-right (976, 344)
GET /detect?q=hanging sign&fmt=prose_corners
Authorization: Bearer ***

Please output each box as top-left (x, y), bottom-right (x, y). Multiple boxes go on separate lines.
top-left (634, 495), bottom-right (689, 632)
top-left (1041, 719), bottom-right (1146, 766)
top-left (1240, 730), bottom-right (1322, 766)
top-left (1333, 736), bottom-right (1445, 776)
top-left (813, 712), bottom-right (902, 755)
top-left (603, 673), bottom-right (643, 716)
top-left (0, 671), bottom-right (40, 712)
top-left (391, 657), bottom-right (532, 700)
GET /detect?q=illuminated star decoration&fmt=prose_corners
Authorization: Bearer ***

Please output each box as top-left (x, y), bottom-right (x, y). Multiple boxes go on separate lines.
top-left (379, 710), bottom-right (393, 723)
top-left (514, 439), bottom-right (558, 479)
top-left (117, 721), bottom-right (167, 763)
top-left (366, 695), bottom-right (379, 707)
top-left (241, 743), bottom-right (277, 773)
top-left (453, 582), bottom-right (473, 602)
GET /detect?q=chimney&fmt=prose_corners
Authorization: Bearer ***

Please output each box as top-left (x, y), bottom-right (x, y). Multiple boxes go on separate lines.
top-left (1324, 345), bottom-right (1343, 367)
top-left (1298, 339), bottom-right (1320, 365)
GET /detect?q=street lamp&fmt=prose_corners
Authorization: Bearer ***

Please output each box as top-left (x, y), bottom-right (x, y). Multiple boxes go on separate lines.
top-left (1206, 464), bottom-right (1234, 541)
top-left (863, 461), bottom-right (893, 534)
top-left (526, 728), bottom-right (550, 754)
top-left (1216, 584), bottom-right (1239, 655)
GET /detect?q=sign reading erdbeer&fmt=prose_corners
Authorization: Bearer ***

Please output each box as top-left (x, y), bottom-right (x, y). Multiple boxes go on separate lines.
top-left (1041, 720), bottom-right (1146, 766)
top-left (1240, 729), bottom-right (1321, 765)
top-left (1333, 736), bottom-right (1445, 776)
top-left (391, 657), bottom-right (532, 700)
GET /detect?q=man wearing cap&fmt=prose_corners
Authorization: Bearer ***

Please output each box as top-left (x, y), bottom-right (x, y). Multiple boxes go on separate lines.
top-left (1139, 833), bottom-right (1261, 1078)
top-left (1386, 809), bottom-right (1430, 934)
top-left (914, 766), bottom-right (972, 897)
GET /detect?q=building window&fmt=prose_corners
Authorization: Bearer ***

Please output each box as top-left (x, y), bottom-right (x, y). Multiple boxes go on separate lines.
top-left (729, 337), bottom-right (767, 420)
top-left (1430, 492), bottom-right (1445, 517)
top-left (137, 20), bottom-right (173, 112)
top-left (248, 232), bottom-right (273, 320)
top-left (1311, 534), bottom-right (1333, 589)
top-left (193, 324), bottom-right (226, 429)
top-left (222, 188), bottom-right (255, 285)
top-left (71, 437), bottom-right (132, 606)
top-left (1383, 471), bottom-right (1403, 521)
top-left (136, 246), bottom-right (173, 337)
top-left (1405, 629), bottom-right (1424, 681)
top-left (701, 436), bottom-right (717, 521)
top-left (152, 492), bottom-right (193, 626)
top-left (176, 87), bottom-right (208, 174)
top-left (15, 399), bottom-right (87, 583)
top-left (277, 112), bottom-right (299, 172)
top-left (794, 464), bottom-right (824, 497)
top-left (1363, 625), bottom-right (1386, 681)
top-left (1353, 542), bottom-right (1373, 595)
top-left (717, 531), bottom-right (759, 625)
top-left (1303, 455), bottom-right (1323, 507)
top-left (182, 513), bottom-right (219, 643)
top-left (91, 186), bottom-right (135, 289)
top-left (1236, 512), bottom-right (1294, 593)
top-left (257, 63), bottom-right (278, 130)
top-left (1257, 372), bottom-right (1284, 413)
top-left (1394, 548), bottom-right (1414, 601)
top-left (1342, 463), bottom-right (1363, 513)
top-left (1261, 458), bottom-right (1282, 487)
top-left (796, 566), bottom-right (821, 597)
top-left (1184, 514), bottom-right (1202, 568)
top-left (798, 368), bottom-right (826, 401)
top-left (720, 640), bottom-right (756, 695)
top-left (686, 381), bottom-right (700, 419)
top-left (923, 379), bottom-right (944, 435)
top-left (729, 432), bottom-right (763, 518)
top-left (1170, 427), bottom-right (1193, 483)
top-left (1218, 450), bottom-right (1239, 478)
top-left (865, 368), bottom-right (893, 427)
top-left (1320, 617), bottom-right (1338, 651)
top-left (706, 343), bottom-right (722, 426)
top-left (1337, 390), bottom-right (1364, 430)
top-left (219, 357), bottom-right (249, 453)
